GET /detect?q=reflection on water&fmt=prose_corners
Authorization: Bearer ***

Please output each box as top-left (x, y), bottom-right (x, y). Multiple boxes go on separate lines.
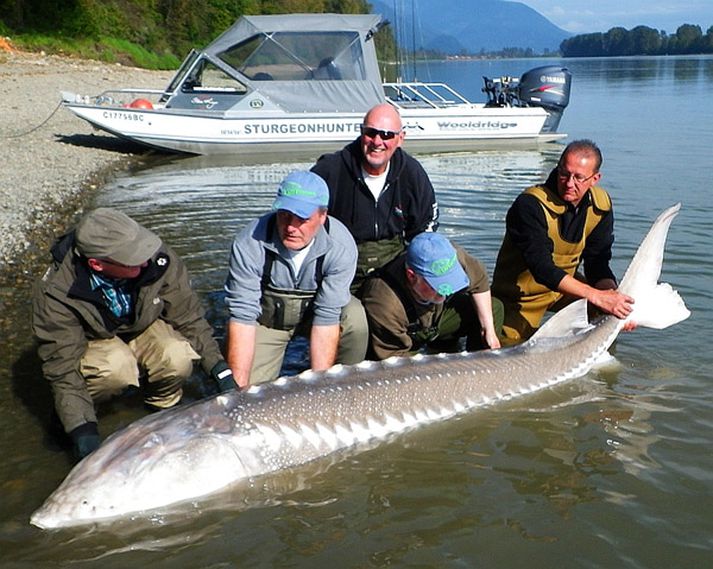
top-left (672, 57), bottom-right (702, 81)
top-left (1, 56), bottom-right (712, 567)
top-left (704, 56), bottom-right (713, 80)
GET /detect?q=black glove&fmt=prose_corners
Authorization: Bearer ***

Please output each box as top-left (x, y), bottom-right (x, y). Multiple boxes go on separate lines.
top-left (69, 422), bottom-right (101, 460)
top-left (211, 360), bottom-right (237, 392)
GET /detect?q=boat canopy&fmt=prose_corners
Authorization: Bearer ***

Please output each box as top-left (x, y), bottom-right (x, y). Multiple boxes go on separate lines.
top-left (167, 13), bottom-right (388, 113)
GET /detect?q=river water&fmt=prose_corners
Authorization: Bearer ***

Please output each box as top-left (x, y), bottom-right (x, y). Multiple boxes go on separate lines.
top-left (1, 55), bottom-right (712, 567)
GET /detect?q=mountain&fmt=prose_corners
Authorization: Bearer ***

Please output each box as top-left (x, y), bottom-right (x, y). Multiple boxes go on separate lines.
top-left (371, 0), bottom-right (571, 54)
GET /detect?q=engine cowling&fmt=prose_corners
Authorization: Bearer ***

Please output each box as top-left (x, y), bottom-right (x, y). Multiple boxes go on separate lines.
top-left (518, 66), bottom-right (572, 112)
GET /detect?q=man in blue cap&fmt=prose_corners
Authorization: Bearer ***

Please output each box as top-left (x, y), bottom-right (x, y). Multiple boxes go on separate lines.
top-left (223, 170), bottom-right (368, 388)
top-left (361, 232), bottom-right (503, 360)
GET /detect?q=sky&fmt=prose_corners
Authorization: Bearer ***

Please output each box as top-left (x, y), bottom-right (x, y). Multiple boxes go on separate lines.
top-left (518, 0), bottom-right (713, 34)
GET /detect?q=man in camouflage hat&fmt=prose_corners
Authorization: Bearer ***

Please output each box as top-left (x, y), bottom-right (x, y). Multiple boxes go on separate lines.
top-left (32, 208), bottom-right (233, 460)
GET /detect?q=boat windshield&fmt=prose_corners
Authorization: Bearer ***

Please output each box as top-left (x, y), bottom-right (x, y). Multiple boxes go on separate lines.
top-left (182, 58), bottom-right (248, 93)
top-left (217, 31), bottom-right (366, 81)
top-left (164, 50), bottom-right (247, 97)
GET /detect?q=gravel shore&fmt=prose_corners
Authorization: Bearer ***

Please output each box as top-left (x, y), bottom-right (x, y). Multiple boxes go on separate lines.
top-left (0, 49), bottom-right (172, 285)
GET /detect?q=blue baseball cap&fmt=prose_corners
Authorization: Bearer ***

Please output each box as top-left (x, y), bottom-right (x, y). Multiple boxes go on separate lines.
top-left (406, 233), bottom-right (469, 297)
top-left (272, 171), bottom-right (330, 219)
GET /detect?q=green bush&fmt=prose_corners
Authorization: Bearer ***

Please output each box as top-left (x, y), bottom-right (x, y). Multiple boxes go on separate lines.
top-left (0, 0), bottom-right (391, 68)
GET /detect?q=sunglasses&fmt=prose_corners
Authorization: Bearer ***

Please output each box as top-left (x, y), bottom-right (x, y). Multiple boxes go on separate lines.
top-left (360, 125), bottom-right (402, 140)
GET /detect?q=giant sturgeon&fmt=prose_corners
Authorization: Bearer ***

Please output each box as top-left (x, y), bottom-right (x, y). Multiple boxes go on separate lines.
top-left (31, 204), bottom-right (690, 529)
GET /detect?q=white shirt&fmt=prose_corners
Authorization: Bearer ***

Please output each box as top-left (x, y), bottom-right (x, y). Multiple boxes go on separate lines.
top-left (286, 239), bottom-right (314, 275)
top-left (361, 163), bottom-right (390, 201)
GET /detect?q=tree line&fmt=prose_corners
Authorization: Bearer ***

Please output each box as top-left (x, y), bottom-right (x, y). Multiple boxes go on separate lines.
top-left (560, 24), bottom-right (713, 57)
top-left (0, 0), bottom-right (396, 68)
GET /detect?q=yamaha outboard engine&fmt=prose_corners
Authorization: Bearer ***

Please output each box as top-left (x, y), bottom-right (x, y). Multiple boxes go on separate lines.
top-left (517, 66), bottom-right (572, 133)
top-left (482, 65), bottom-right (572, 134)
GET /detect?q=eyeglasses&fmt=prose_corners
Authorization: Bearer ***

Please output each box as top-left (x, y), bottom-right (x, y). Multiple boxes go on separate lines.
top-left (360, 125), bottom-right (402, 140)
top-left (557, 167), bottom-right (597, 187)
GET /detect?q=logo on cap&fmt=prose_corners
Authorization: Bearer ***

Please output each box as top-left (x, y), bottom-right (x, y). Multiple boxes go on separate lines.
top-left (431, 254), bottom-right (457, 277)
top-left (280, 181), bottom-right (319, 199)
top-left (436, 283), bottom-right (455, 296)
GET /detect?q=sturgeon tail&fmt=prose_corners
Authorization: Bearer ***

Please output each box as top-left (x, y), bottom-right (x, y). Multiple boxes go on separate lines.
top-left (619, 203), bottom-right (690, 330)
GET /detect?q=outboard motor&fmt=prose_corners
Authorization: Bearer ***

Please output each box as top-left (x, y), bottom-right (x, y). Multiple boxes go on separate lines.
top-left (482, 65), bottom-right (572, 134)
top-left (517, 66), bottom-right (572, 133)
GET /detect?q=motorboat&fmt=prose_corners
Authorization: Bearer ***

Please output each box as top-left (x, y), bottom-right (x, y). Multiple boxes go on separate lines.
top-left (61, 13), bottom-right (572, 157)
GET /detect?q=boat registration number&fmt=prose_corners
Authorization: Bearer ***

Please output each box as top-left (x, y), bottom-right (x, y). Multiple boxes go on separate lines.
top-left (102, 111), bottom-right (145, 122)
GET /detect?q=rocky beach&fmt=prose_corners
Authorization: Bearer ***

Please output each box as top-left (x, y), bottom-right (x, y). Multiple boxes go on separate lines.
top-left (0, 48), bottom-right (172, 285)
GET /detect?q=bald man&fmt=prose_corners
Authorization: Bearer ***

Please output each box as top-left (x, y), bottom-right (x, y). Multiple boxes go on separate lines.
top-left (311, 103), bottom-right (439, 295)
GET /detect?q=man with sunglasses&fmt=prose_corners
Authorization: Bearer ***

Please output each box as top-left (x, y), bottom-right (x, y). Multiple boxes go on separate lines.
top-left (311, 103), bottom-right (439, 295)
top-left (32, 208), bottom-right (233, 460)
top-left (492, 139), bottom-right (635, 343)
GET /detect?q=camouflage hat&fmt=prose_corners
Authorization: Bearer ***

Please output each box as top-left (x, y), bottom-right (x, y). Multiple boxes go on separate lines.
top-left (75, 208), bottom-right (161, 266)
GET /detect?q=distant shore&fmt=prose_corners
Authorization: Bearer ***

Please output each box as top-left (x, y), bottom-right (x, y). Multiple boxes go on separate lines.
top-left (0, 49), bottom-right (172, 285)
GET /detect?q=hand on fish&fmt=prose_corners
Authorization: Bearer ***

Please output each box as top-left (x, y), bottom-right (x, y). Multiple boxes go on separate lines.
top-left (591, 279), bottom-right (635, 321)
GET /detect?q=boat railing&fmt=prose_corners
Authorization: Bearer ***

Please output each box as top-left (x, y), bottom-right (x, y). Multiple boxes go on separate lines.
top-left (63, 88), bottom-right (172, 108)
top-left (383, 81), bottom-right (474, 109)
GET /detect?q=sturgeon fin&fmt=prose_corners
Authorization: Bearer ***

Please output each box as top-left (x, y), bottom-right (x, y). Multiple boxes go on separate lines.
top-left (619, 203), bottom-right (679, 295)
top-left (618, 203), bottom-right (690, 329)
top-left (529, 299), bottom-right (591, 341)
top-left (625, 282), bottom-right (690, 329)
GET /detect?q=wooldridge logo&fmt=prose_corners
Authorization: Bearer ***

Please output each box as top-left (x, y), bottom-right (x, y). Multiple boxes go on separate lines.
top-left (279, 182), bottom-right (321, 201)
top-left (437, 120), bottom-right (517, 130)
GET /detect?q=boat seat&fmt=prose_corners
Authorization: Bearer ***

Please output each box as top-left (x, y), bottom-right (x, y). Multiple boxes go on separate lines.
top-left (312, 58), bottom-right (342, 80)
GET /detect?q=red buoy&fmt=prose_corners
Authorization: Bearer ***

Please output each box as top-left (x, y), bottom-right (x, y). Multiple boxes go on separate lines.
top-left (128, 98), bottom-right (154, 110)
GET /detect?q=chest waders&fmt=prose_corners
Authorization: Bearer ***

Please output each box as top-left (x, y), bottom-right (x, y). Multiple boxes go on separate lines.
top-left (352, 235), bottom-right (405, 295)
top-left (258, 285), bottom-right (318, 331)
top-left (352, 178), bottom-right (409, 295)
top-left (497, 185), bottom-right (611, 341)
top-left (257, 215), bottom-right (326, 332)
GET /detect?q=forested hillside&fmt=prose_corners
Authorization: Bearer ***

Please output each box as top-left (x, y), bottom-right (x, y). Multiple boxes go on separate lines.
top-left (0, 0), bottom-right (395, 68)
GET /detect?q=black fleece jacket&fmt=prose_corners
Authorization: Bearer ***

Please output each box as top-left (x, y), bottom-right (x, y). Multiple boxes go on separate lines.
top-left (311, 138), bottom-right (439, 244)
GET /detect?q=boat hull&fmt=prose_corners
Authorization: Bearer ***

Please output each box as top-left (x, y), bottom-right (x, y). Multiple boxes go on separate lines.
top-left (63, 100), bottom-right (564, 157)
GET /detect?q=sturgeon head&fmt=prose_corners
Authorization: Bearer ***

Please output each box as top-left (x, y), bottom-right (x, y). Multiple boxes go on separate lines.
top-left (30, 394), bottom-right (252, 529)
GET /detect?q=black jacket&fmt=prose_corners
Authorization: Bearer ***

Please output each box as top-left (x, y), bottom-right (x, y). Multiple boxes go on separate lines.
top-left (311, 138), bottom-right (439, 243)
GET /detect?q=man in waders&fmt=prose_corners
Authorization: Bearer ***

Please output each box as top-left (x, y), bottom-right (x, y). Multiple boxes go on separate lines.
top-left (224, 170), bottom-right (368, 388)
top-left (311, 103), bottom-right (439, 295)
top-left (361, 232), bottom-right (503, 360)
top-left (492, 139), bottom-right (635, 343)
top-left (32, 208), bottom-right (234, 459)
